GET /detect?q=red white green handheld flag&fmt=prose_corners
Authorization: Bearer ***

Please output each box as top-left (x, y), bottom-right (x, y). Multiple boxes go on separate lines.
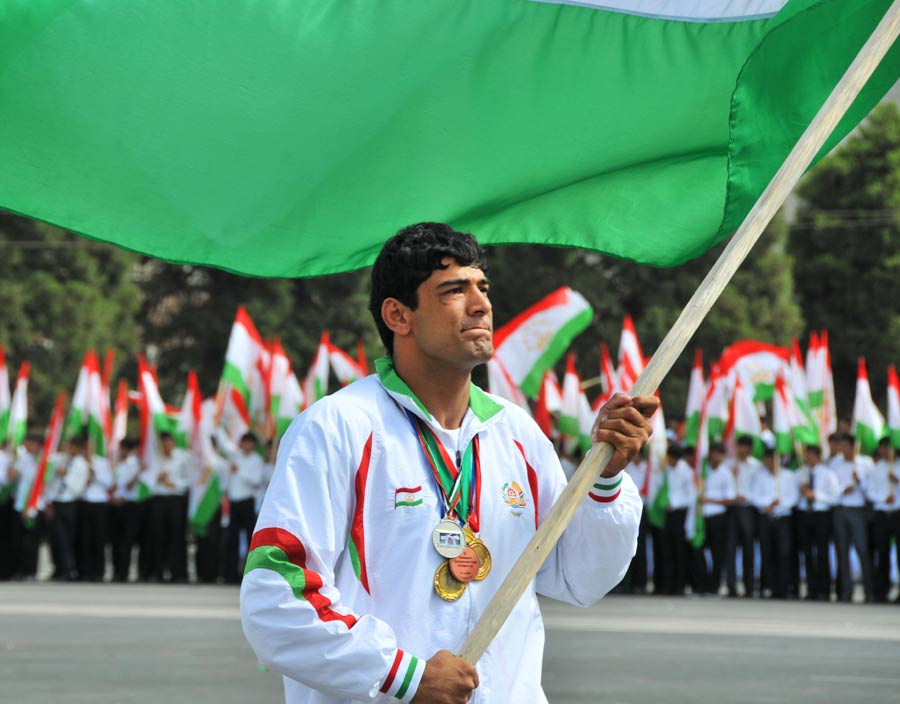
top-left (275, 370), bottom-right (304, 438)
top-left (820, 330), bottom-right (838, 449)
top-left (87, 352), bottom-right (112, 456)
top-left (534, 371), bottom-right (562, 440)
top-left (726, 377), bottom-right (763, 458)
top-left (65, 351), bottom-right (92, 440)
top-left (592, 341), bottom-right (621, 411)
top-left (888, 364), bottom-right (900, 451)
top-left (704, 365), bottom-right (729, 444)
top-left (683, 349), bottom-right (705, 448)
top-left (220, 307), bottom-right (265, 424)
top-left (558, 354), bottom-right (592, 452)
top-left (137, 355), bottom-right (171, 500)
top-left (719, 340), bottom-right (790, 403)
top-left (303, 331), bottom-right (331, 409)
top-left (328, 341), bottom-right (366, 386)
top-left (486, 359), bottom-right (531, 414)
top-left (0, 346), bottom-right (9, 442)
top-left (189, 398), bottom-right (224, 537)
top-left (616, 315), bottom-right (645, 392)
top-left (852, 357), bottom-right (886, 456)
top-left (24, 391), bottom-right (66, 520)
top-left (773, 373), bottom-right (796, 456)
top-left (8, 362), bottom-right (29, 447)
top-left (492, 286), bottom-right (592, 399)
top-left (110, 379), bottom-right (129, 460)
top-left (806, 331), bottom-right (823, 408)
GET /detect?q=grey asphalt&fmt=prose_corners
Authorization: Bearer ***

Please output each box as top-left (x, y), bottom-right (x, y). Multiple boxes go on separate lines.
top-left (1, 583), bottom-right (898, 703)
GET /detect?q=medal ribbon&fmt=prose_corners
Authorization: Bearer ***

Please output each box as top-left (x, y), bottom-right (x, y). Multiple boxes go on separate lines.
top-left (404, 409), bottom-right (479, 526)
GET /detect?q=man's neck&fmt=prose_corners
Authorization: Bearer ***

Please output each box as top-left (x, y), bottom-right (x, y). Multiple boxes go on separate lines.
top-left (392, 353), bottom-right (472, 429)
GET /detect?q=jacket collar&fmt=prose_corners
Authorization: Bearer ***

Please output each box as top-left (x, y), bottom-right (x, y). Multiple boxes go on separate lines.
top-left (375, 357), bottom-right (503, 434)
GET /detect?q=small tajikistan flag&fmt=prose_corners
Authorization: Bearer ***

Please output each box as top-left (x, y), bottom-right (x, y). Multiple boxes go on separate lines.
top-left (726, 377), bottom-right (763, 458)
top-left (24, 391), bottom-right (66, 519)
top-left (0, 346), bottom-right (9, 441)
top-left (87, 352), bottom-right (111, 456)
top-left (887, 364), bottom-right (900, 451)
top-left (189, 398), bottom-right (223, 537)
top-left (704, 366), bottom-right (728, 444)
top-left (773, 373), bottom-right (795, 456)
top-left (486, 358), bottom-right (531, 413)
top-left (221, 306), bottom-right (266, 413)
top-left (806, 331), bottom-right (824, 408)
top-left (328, 340), bottom-right (366, 386)
top-left (683, 349), bottom-right (705, 447)
top-left (303, 331), bottom-right (331, 409)
top-left (110, 379), bottom-right (129, 461)
top-left (492, 286), bottom-right (592, 399)
top-left (719, 340), bottom-right (790, 403)
top-left (852, 357), bottom-right (886, 456)
top-left (616, 315), bottom-right (645, 392)
top-left (136, 355), bottom-right (172, 501)
top-left (8, 362), bottom-right (29, 447)
top-left (394, 486), bottom-right (423, 509)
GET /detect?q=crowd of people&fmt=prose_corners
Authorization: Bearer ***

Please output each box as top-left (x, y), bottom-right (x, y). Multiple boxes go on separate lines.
top-left (617, 431), bottom-right (900, 603)
top-left (0, 430), bottom-right (273, 584)
top-left (2, 422), bottom-right (899, 604)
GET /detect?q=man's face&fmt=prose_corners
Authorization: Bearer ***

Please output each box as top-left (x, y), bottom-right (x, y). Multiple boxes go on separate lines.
top-left (709, 450), bottom-right (724, 468)
top-left (405, 258), bottom-right (493, 369)
top-left (736, 444), bottom-right (751, 461)
top-left (161, 437), bottom-right (176, 455)
top-left (804, 450), bottom-right (820, 467)
top-left (839, 439), bottom-right (854, 460)
top-left (239, 439), bottom-right (256, 455)
top-left (764, 456), bottom-right (776, 473)
top-left (24, 439), bottom-right (40, 455)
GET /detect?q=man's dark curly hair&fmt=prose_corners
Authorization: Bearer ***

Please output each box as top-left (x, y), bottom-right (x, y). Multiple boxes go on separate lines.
top-left (369, 222), bottom-right (489, 355)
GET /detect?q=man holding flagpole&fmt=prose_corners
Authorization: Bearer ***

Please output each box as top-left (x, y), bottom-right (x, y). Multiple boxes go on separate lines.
top-left (240, 223), bottom-right (656, 704)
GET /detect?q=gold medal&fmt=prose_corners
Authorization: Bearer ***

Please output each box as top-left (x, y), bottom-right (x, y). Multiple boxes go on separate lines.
top-left (434, 561), bottom-right (467, 601)
top-left (464, 526), bottom-right (492, 581)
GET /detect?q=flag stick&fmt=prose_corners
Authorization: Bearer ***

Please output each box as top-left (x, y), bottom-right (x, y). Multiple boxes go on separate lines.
top-left (458, 0), bottom-right (900, 664)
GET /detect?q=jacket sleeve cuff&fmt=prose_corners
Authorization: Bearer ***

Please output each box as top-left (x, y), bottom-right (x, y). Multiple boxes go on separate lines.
top-left (587, 469), bottom-right (625, 504)
top-left (379, 648), bottom-right (426, 703)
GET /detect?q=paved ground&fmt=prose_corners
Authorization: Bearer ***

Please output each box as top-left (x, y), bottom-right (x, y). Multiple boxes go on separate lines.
top-left (1, 583), bottom-right (898, 703)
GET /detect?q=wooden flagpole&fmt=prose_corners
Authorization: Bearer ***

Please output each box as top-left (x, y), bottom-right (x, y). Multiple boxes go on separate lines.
top-left (459, 0), bottom-right (900, 664)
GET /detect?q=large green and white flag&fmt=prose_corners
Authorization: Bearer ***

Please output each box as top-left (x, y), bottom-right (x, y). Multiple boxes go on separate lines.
top-left (492, 287), bottom-right (592, 399)
top-left (2, 2), bottom-right (899, 276)
top-left (852, 357), bottom-right (886, 455)
top-left (888, 364), bottom-right (900, 451)
top-left (8, 362), bottom-right (29, 447)
top-left (0, 346), bottom-right (9, 442)
top-left (683, 350), bottom-right (705, 448)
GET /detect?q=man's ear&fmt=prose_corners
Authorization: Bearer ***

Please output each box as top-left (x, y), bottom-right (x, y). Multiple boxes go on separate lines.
top-left (381, 297), bottom-right (413, 339)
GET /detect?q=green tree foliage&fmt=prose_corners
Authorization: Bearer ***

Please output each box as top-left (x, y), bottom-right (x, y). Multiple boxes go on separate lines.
top-left (789, 102), bottom-right (900, 415)
top-left (485, 211), bottom-right (803, 417)
top-left (0, 213), bottom-right (142, 424)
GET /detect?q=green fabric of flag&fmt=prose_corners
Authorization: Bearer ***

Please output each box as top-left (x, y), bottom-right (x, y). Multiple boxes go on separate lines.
top-left (647, 471), bottom-right (670, 530)
top-left (1, 1), bottom-right (899, 276)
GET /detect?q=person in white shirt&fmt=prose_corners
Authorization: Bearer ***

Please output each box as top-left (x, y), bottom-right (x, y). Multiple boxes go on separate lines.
top-left (659, 444), bottom-right (696, 596)
top-left (53, 438), bottom-right (92, 580)
top-left (866, 438), bottom-right (899, 603)
top-left (798, 445), bottom-right (840, 601)
top-left (76, 441), bottom-right (113, 582)
top-left (9, 436), bottom-right (44, 579)
top-left (109, 438), bottom-right (142, 582)
top-left (149, 431), bottom-right (194, 583)
top-left (622, 457), bottom-right (650, 594)
top-left (217, 430), bottom-right (264, 584)
top-left (829, 431), bottom-right (875, 602)
top-left (729, 435), bottom-right (763, 597)
top-left (0, 443), bottom-right (14, 580)
top-left (702, 443), bottom-right (737, 596)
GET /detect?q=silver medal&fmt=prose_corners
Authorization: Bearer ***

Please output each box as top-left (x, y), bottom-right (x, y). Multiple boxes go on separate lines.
top-left (432, 518), bottom-right (467, 559)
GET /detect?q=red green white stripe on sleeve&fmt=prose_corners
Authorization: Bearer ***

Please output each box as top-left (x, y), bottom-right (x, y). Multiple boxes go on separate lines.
top-left (379, 649), bottom-right (426, 703)
top-left (588, 471), bottom-right (623, 503)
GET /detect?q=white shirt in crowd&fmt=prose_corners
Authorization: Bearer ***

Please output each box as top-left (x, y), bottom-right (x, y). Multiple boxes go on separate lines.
top-left (626, 460), bottom-right (648, 504)
top-left (82, 455), bottom-right (113, 503)
top-left (13, 448), bottom-right (39, 511)
top-left (666, 459), bottom-right (696, 510)
top-left (829, 454), bottom-right (872, 508)
top-left (866, 459), bottom-right (899, 512)
top-left (749, 467), bottom-right (799, 518)
top-left (56, 454), bottom-right (91, 503)
top-left (800, 463), bottom-right (841, 512)
top-left (216, 429), bottom-right (263, 502)
top-left (702, 463), bottom-right (736, 517)
top-left (113, 454), bottom-right (142, 502)
top-left (154, 448), bottom-right (194, 496)
top-left (732, 456), bottom-right (763, 504)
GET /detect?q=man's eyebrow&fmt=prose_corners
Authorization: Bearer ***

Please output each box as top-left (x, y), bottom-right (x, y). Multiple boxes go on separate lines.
top-left (435, 277), bottom-right (489, 289)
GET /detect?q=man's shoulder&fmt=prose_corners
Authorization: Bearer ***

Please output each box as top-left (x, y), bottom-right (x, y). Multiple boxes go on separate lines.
top-left (285, 375), bottom-right (386, 437)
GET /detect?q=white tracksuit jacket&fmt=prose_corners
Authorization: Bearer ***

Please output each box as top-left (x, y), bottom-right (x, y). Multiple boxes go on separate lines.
top-left (240, 359), bottom-right (641, 703)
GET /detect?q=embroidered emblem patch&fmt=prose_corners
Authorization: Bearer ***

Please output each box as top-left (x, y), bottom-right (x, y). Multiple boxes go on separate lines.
top-left (394, 485), bottom-right (424, 508)
top-left (501, 481), bottom-right (527, 509)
